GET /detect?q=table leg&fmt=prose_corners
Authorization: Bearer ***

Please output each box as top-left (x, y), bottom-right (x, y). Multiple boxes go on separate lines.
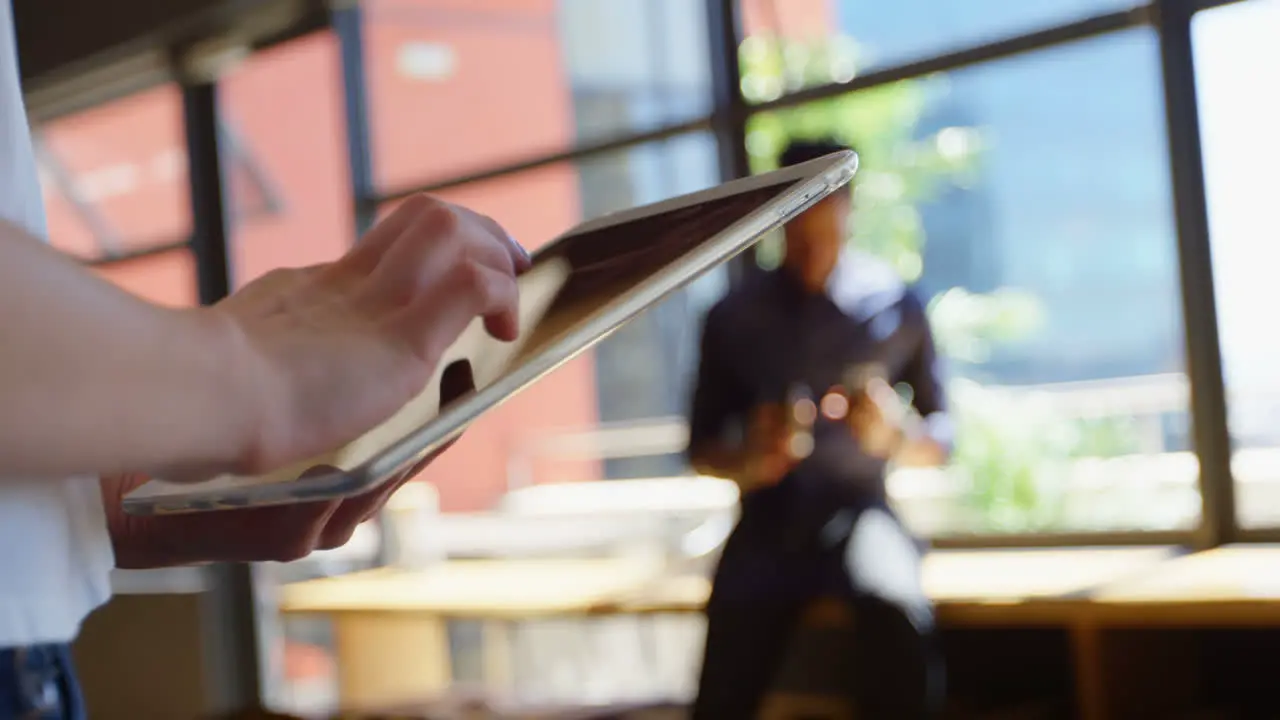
top-left (330, 613), bottom-right (451, 709)
top-left (481, 619), bottom-right (516, 697)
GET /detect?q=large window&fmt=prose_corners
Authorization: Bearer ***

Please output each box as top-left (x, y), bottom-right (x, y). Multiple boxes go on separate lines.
top-left (740, 24), bottom-right (1194, 535)
top-left (363, 0), bottom-right (712, 192)
top-left (1193, 0), bottom-right (1280, 528)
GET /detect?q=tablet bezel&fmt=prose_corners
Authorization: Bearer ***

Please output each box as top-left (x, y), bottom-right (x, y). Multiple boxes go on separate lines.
top-left (123, 150), bottom-right (858, 515)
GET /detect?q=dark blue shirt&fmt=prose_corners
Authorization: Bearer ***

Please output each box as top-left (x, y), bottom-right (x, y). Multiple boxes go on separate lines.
top-left (687, 252), bottom-right (948, 526)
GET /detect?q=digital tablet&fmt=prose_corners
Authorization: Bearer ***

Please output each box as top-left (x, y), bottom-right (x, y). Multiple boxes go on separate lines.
top-left (122, 150), bottom-right (859, 515)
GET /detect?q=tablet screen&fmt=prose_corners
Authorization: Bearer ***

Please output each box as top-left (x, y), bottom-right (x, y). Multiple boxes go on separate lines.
top-left (514, 178), bottom-right (798, 364)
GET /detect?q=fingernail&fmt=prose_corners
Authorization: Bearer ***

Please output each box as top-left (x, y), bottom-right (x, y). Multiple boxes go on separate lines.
top-left (511, 235), bottom-right (531, 262)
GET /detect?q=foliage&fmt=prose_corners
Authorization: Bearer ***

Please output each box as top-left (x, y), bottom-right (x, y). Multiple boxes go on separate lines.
top-left (741, 35), bottom-right (980, 282)
top-left (947, 381), bottom-right (1147, 531)
top-left (947, 379), bottom-right (1072, 530)
top-left (927, 287), bottom-right (1045, 365)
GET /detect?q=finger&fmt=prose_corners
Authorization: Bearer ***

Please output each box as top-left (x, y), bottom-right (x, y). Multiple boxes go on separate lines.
top-left (252, 498), bottom-right (343, 562)
top-left (362, 212), bottom-right (517, 315)
top-left (317, 469), bottom-right (415, 549)
top-left (318, 441), bottom-right (455, 550)
top-left (389, 261), bottom-right (520, 364)
top-left (751, 404), bottom-right (781, 431)
top-left (864, 377), bottom-right (896, 405)
top-left (282, 466), bottom-right (347, 557)
top-left (455, 206), bottom-right (531, 273)
top-left (336, 194), bottom-right (438, 276)
top-left (320, 367), bottom-right (474, 544)
top-left (324, 369), bottom-right (475, 544)
top-left (358, 440), bottom-right (455, 523)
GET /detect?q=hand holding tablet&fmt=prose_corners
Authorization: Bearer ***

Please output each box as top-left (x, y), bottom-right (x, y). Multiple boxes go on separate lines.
top-left (124, 150), bottom-right (858, 515)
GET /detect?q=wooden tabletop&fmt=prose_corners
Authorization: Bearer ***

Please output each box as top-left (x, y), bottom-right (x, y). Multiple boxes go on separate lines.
top-left (1082, 544), bottom-right (1280, 626)
top-left (1094, 544), bottom-right (1280, 602)
top-left (278, 546), bottom-right (1187, 621)
top-left (922, 546), bottom-right (1179, 602)
top-left (279, 557), bottom-right (670, 619)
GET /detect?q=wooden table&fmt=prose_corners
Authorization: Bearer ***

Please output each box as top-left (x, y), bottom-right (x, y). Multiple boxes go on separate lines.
top-left (1065, 545), bottom-right (1280, 718)
top-left (277, 546), bottom-right (1183, 709)
top-left (280, 557), bottom-right (669, 618)
top-left (280, 545), bottom-right (1280, 717)
top-left (934, 545), bottom-right (1280, 720)
top-left (278, 558), bottom-right (676, 707)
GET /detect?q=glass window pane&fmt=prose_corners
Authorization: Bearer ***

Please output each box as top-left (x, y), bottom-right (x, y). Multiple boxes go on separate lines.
top-left (92, 249), bottom-right (197, 307)
top-left (744, 29), bottom-right (1195, 535)
top-left (37, 85), bottom-right (190, 260)
top-left (1193, 0), bottom-right (1280, 528)
top-left (737, 0), bottom-right (1141, 100)
top-left (220, 31), bottom-right (354, 288)
top-left (365, 0), bottom-right (712, 191)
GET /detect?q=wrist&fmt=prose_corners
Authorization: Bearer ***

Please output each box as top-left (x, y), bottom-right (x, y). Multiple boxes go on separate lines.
top-left (856, 419), bottom-right (905, 460)
top-left (741, 452), bottom-right (788, 490)
top-left (174, 306), bottom-right (267, 478)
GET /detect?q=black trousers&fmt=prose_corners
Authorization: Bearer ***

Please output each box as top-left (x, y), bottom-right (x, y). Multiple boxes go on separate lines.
top-left (691, 501), bottom-right (940, 719)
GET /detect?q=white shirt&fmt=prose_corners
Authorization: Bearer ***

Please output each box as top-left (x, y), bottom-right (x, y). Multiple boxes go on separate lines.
top-left (0, 1), bottom-right (115, 647)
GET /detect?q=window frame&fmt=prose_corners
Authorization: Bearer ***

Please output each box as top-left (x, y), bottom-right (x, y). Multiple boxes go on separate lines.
top-left (227, 0), bottom-right (1245, 550)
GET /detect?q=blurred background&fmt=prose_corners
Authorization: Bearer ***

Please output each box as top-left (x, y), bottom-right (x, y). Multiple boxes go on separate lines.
top-left (20, 0), bottom-right (1280, 716)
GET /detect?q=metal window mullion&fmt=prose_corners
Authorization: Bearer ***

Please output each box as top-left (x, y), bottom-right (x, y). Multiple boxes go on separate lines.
top-left (706, 0), bottom-right (750, 183)
top-left (930, 530), bottom-right (1193, 550)
top-left (182, 80), bottom-right (266, 714)
top-left (1154, 0), bottom-right (1235, 548)
top-left (705, 0), bottom-right (753, 287)
top-left (371, 116), bottom-right (713, 204)
top-left (335, 4), bottom-right (378, 235)
top-left (1191, 0), bottom-right (1248, 10)
top-left (747, 6), bottom-right (1152, 117)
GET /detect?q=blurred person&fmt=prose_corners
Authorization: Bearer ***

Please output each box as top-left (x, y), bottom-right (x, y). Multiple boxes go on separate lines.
top-left (0, 4), bottom-right (528, 718)
top-left (686, 139), bottom-right (953, 718)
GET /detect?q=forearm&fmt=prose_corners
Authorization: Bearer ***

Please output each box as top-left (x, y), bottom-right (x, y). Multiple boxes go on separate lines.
top-left (892, 412), bottom-right (953, 468)
top-left (894, 437), bottom-right (948, 467)
top-left (0, 223), bottom-right (254, 479)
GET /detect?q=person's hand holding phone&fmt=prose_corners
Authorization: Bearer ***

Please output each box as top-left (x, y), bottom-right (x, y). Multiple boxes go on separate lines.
top-left (741, 403), bottom-right (799, 491)
top-left (847, 376), bottom-right (908, 460)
